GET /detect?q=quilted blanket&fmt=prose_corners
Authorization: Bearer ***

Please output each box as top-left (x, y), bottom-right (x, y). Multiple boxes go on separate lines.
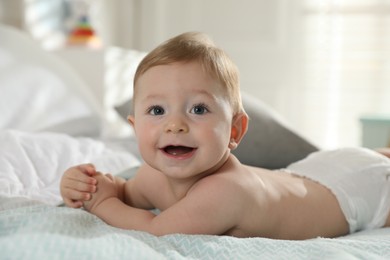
top-left (1, 196), bottom-right (390, 260)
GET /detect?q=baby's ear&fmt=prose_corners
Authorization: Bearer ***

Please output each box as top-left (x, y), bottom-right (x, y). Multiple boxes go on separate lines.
top-left (228, 112), bottom-right (249, 150)
top-left (127, 115), bottom-right (135, 128)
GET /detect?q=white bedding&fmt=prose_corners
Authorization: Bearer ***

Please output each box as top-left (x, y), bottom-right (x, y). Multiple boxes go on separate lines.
top-left (0, 130), bottom-right (140, 206)
top-left (1, 196), bottom-right (390, 259)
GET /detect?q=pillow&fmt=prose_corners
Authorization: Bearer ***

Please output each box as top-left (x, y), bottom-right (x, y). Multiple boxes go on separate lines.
top-left (232, 92), bottom-right (318, 169)
top-left (0, 24), bottom-right (103, 136)
top-left (114, 92), bottom-right (318, 169)
top-left (115, 97), bottom-right (134, 120)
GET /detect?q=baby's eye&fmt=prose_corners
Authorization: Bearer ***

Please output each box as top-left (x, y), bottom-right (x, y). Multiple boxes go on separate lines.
top-left (190, 104), bottom-right (209, 115)
top-left (148, 105), bottom-right (165, 115)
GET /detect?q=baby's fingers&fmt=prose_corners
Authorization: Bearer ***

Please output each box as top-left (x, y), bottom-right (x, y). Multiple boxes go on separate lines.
top-left (62, 187), bottom-right (92, 202)
top-left (77, 163), bottom-right (96, 176)
top-left (66, 169), bottom-right (97, 186)
top-left (63, 197), bottom-right (83, 208)
top-left (64, 178), bottom-right (96, 193)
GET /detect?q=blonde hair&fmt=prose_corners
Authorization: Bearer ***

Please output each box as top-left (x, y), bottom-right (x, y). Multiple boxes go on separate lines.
top-left (133, 32), bottom-right (244, 114)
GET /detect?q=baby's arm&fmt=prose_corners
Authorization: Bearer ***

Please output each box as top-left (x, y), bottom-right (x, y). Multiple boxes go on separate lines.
top-left (121, 165), bottom-right (158, 209)
top-left (83, 172), bottom-right (125, 212)
top-left (83, 173), bottom-right (241, 236)
top-left (60, 164), bottom-right (98, 208)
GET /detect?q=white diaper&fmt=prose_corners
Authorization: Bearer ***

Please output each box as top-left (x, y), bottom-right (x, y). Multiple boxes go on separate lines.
top-left (284, 147), bottom-right (390, 233)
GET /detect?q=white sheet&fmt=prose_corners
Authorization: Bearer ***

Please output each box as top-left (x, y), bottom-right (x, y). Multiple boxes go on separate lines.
top-left (1, 195), bottom-right (389, 259)
top-left (0, 130), bottom-right (140, 205)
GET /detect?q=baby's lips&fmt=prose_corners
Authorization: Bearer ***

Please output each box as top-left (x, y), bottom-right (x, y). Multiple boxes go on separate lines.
top-left (162, 145), bottom-right (195, 156)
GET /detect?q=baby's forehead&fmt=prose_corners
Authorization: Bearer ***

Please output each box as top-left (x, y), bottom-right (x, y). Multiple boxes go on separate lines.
top-left (134, 61), bottom-right (225, 94)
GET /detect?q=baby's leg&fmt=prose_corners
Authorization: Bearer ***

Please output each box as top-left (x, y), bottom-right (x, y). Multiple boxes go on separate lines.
top-left (375, 147), bottom-right (390, 158)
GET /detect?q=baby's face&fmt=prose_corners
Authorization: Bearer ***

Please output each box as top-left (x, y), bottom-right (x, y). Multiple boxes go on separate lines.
top-left (130, 61), bottom-right (234, 179)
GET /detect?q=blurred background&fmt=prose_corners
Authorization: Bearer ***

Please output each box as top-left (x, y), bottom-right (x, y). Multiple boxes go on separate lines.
top-left (1, 0), bottom-right (390, 149)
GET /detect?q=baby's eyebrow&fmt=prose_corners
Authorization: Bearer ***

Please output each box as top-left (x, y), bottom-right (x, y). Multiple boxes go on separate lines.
top-left (141, 94), bottom-right (164, 102)
top-left (138, 88), bottom-right (220, 105)
top-left (191, 89), bottom-right (218, 101)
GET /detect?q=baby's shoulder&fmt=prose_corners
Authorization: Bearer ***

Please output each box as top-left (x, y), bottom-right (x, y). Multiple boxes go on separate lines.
top-left (189, 168), bottom-right (248, 199)
top-left (185, 174), bottom-right (247, 214)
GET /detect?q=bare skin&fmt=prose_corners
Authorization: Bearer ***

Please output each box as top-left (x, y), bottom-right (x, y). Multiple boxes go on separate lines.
top-left (60, 59), bottom-right (390, 239)
top-left (375, 148), bottom-right (390, 159)
top-left (69, 155), bottom-right (350, 239)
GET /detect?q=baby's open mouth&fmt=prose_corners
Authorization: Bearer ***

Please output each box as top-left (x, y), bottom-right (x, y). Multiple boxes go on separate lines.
top-left (162, 145), bottom-right (195, 156)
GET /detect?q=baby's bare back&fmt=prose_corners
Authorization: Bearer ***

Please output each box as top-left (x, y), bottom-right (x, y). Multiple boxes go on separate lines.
top-left (138, 155), bottom-right (349, 239)
top-left (225, 165), bottom-right (349, 239)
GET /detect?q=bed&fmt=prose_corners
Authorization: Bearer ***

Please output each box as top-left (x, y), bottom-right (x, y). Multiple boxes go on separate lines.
top-left (1, 24), bottom-right (390, 259)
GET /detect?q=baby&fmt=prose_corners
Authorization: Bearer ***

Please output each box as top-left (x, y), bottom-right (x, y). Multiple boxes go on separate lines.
top-left (60, 32), bottom-right (390, 239)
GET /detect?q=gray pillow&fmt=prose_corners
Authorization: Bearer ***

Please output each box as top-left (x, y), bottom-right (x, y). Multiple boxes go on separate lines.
top-left (232, 93), bottom-right (318, 169)
top-left (115, 92), bottom-right (318, 169)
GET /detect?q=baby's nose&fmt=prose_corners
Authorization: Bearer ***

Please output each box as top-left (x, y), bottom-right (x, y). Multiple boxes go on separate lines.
top-left (164, 120), bottom-right (189, 134)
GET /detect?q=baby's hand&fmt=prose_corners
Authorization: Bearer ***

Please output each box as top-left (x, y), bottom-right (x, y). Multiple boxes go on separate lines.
top-left (83, 173), bottom-right (121, 214)
top-left (60, 164), bottom-right (97, 208)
